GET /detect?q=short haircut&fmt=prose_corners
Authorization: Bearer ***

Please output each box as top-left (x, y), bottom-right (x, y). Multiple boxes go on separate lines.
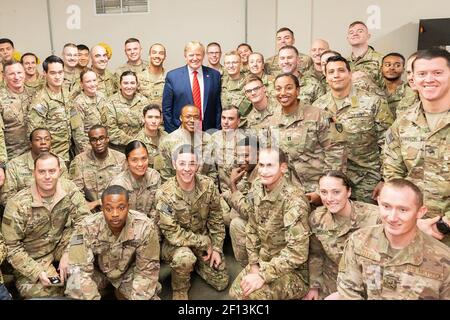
top-left (325, 55), bottom-right (351, 73)
top-left (34, 151), bottom-right (60, 169)
top-left (319, 170), bottom-right (353, 191)
top-left (348, 21), bottom-right (368, 29)
top-left (172, 143), bottom-right (198, 162)
top-left (275, 72), bottom-right (300, 88)
top-left (224, 50), bottom-right (241, 59)
top-left (149, 43), bottom-right (166, 53)
top-left (412, 47), bottom-right (450, 71)
top-left (277, 27), bottom-right (294, 37)
top-left (20, 52), bottom-right (38, 64)
top-left (243, 74), bottom-right (263, 87)
top-left (0, 38), bottom-right (14, 48)
top-left (120, 70), bottom-right (137, 83)
top-left (248, 52), bottom-right (264, 64)
top-left (79, 68), bottom-right (96, 82)
top-left (259, 147), bottom-right (288, 165)
top-left (320, 50), bottom-right (342, 59)
top-left (101, 185), bottom-right (129, 203)
top-left (237, 43), bottom-right (253, 52)
top-left (382, 52), bottom-right (405, 65)
top-left (43, 55), bottom-right (64, 72)
top-left (29, 127), bottom-right (51, 142)
top-left (383, 178), bottom-right (424, 207)
top-left (63, 43), bottom-right (77, 51)
top-left (2, 60), bottom-right (23, 73)
top-left (88, 124), bottom-right (108, 136)
top-left (181, 104), bottom-right (198, 114)
top-left (125, 38), bottom-right (140, 45)
top-left (279, 45), bottom-right (299, 56)
top-left (77, 44), bottom-right (89, 51)
top-left (184, 41), bottom-right (205, 55)
top-left (237, 135), bottom-right (259, 151)
top-left (207, 42), bottom-right (221, 50)
top-left (222, 105), bottom-right (240, 118)
top-left (125, 140), bottom-right (148, 159)
top-left (143, 104), bottom-right (162, 116)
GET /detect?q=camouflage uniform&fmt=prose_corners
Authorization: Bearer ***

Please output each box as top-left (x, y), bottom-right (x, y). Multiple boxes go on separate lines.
top-left (221, 76), bottom-right (252, 122)
top-left (70, 90), bottom-right (108, 151)
top-left (396, 87), bottom-right (419, 119)
top-left (223, 167), bottom-right (258, 266)
top-left (348, 47), bottom-right (384, 88)
top-left (0, 232), bottom-right (6, 284)
top-left (138, 69), bottom-right (165, 105)
top-left (155, 127), bottom-right (217, 183)
top-left (134, 127), bottom-right (167, 169)
top-left (303, 68), bottom-right (327, 97)
top-left (104, 92), bottom-right (148, 152)
top-left (269, 102), bottom-right (347, 193)
top-left (381, 81), bottom-right (408, 119)
top-left (27, 87), bottom-right (83, 161)
top-left (229, 177), bottom-right (310, 300)
top-left (0, 151), bottom-right (68, 205)
top-left (114, 61), bottom-right (148, 87)
top-left (264, 53), bottom-right (313, 76)
top-left (110, 168), bottom-right (161, 222)
top-left (0, 86), bottom-right (34, 158)
top-left (261, 73), bottom-right (275, 97)
top-left (95, 69), bottom-right (118, 98)
top-left (1, 178), bottom-right (90, 298)
top-left (299, 73), bottom-right (326, 105)
top-left (308, 201), bottom-right (380, 298)
top-left (156, 175), bottom-right (229, 295)
top-left (24, 74), bottom-right (45, 96)
top-left (244, 96), bottom-right (279, 131)
top-left (62, 68), bottom-right (81, 100)
top-left (337, 225), bottom-right (450, 299)
top-left (313, 87), bottom-right (394, 203)
top-left (65, 210), bottom-right (160, 300)
top-left (0, 127), bottom-right (6, 166)
top-left (69, 148), bottom-right (125, 204)
top-left (383, 102), bottom-right (450, 245)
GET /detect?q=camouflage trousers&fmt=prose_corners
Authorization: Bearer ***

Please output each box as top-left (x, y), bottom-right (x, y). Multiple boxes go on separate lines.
top-left (14, 254), bottom-right (64, 299)
top-left (161, 241), bottom-right (229, 293)
top-left (229, 264), bottom-right (308, 300)
top-left (221, 199), bottom-right (240, 226)
top-left (348, 169), bottom-right (380, 204)
top-left (229, 217), bottom-right (248, 267)
top-left (65, 265), bottom-right (161, 300)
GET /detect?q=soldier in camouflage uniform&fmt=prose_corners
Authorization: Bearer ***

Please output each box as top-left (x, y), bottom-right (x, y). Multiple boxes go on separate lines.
top-left (224, 136), bottom-right (259, 267)
top-left (304, 171), bottom-right (380, 300)
top-left (138, 43), bottom-right (166, 105)
top-left (314, 56), bottom-right (394, 203)
top-left (278, 45), bottom-right (323, 105)
top-left (90, 45), bottom-right (118, 98)
top-left (70, 69), bottom-right (108, 151)
top-left (1, 153), bottom-right (90, 298)
top-left (1, 128), bottom-right (67, 205)
top-left (0, 232), bottom-right (12, 300)
top-left (221, 52), bottom-right (252, 122)
top-left (21, 52), bottom-right (45, 96)
top-left (0, 38), bottom-right (15, 89)
top-left (156, 144), bottom-right (229, 300)
top-left (383, 49), bottom-right (450, 245)
top-left (265, 27), bottom-right (312, 76)
top-left (206, 42), bottom-right (224, 75)
top-left (347, 21), bottom-right (384, 88)
top-left (114, 38), bottom-right (148, 87)
top-left (236, 43), bottom-right (252, 75)
top-left (270, 73), bottom-right (346, 203)
top-left (61, 43), bottom-right (81, 100)
top-left (247, 53), bottom-right (275, 99)
top-left (70, 125), bottom-right (125, 212)
top-left (156, 105), bottom-right (216, 183)
top-left (134, 104), bottom-right (167, 169)
top-left (229, 147), bottom-right (310, 300)
top-left (396, 52), bottom-right (420, 118)
top-left (104, 71), bottom-right (148, 152)
top-left (0, 61), bottom-right (34, 159)
top-left (27, 55), bottom-right (84, 162)
top-left (65, 185), bottom-right (160, 300)
top-left (110, 141), bottom-right (160, 223)
top-left (337, 179), bottom-right (450, 300)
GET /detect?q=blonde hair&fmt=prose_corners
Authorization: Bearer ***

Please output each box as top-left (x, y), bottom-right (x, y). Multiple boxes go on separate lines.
top-left (184, 41), bottom-right (205, 55)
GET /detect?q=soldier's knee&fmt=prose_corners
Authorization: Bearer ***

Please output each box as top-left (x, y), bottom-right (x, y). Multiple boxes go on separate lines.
top-left (230, 217), bottom-right (246, 235)
top-left (171, 249), bottom-right (197, 272)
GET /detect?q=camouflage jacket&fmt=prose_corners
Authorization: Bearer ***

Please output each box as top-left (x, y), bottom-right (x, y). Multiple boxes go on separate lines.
top-left (137, 69), bottom-right (165, 105)
top-left (264, 53), bottom-right (313, 76)
top-left (114, 60), bottom-right (149, 87)
top-left (396, 87), bottom-right (419, 119)
top-left (95, 69), bottom-right (118, 98)
top-left (156, 174), bottom-right (225, 253)
top-left (66, 210), bottom-right (160, 300)
top-left (1, 178), bottom-right (90, 282)
top-left (348, 47), bottom-right (384, 87)
top-left (337, 225), bottom-right (450, 299)
top-left (308, 201), bottom-right (380, 295)
top-left (134, 127), bottom-right (167, 169)
top-left (381, 81), bottom-right (408, 118)
top-left (221, 76), bottom-right (252, 121)
top-left (69, 148), bottom-right (125, 202)
top-left (246, 177), bottom-right (311, 283)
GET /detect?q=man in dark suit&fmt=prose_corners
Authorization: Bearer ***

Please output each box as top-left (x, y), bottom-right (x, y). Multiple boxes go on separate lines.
top-left (162, 41), bottom-right (222, 133)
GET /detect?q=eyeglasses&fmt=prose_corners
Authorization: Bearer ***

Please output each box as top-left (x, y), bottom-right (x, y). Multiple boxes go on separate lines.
top-left (89, 136), bottom-right (107, 143)
top-left (225, 61), bottom-right (240, 66)
top-left (244, 85), bottom-right (264, 94)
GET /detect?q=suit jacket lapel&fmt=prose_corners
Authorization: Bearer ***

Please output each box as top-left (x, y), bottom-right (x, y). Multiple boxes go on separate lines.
top-left (202, 66), bottom-right (210, 111)
top-left (183, 66), bottom-right (193, 104)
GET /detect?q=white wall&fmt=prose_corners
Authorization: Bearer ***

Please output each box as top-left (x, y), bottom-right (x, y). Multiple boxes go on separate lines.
top-left (1, 0), bottom-right (449, 72)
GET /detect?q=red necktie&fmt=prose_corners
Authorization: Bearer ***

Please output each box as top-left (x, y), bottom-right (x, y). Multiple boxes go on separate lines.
top-left (192, 71), bottom-right (203, 127)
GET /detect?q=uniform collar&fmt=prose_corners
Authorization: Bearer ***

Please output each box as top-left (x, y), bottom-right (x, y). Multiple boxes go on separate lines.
top-left (30, 180), bottom-right (67, 212)
top-left (98, 212), bottom-right (136, 243)
top-left (172, 174), bottom-right (206, 205)
top-left (378, 227), bottom-right (424, 266)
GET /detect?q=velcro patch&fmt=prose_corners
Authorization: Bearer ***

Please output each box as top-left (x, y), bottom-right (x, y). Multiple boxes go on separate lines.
top-left (33, 103), bottom-right (47, 116)
top-left (160, 203), bottom-right (173, 216)
top-left (2, 216), bottom-right (12, 226)
top-left (70, 234), bottom-right (84, 246)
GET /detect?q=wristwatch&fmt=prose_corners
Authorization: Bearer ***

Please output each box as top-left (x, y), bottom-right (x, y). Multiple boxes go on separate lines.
top-left (436, 216), bottom-right (450, 235)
